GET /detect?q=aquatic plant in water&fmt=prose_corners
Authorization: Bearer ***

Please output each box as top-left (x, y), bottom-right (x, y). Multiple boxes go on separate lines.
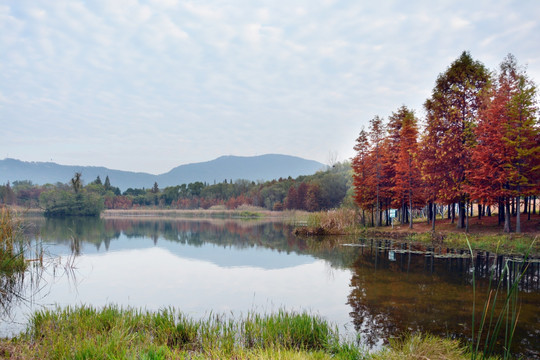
top-left (468, 238), bottom-right (534, 359)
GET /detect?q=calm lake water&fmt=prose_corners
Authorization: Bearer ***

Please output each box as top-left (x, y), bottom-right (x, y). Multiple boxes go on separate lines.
top-left (3, 217), bottom-right (540, 358)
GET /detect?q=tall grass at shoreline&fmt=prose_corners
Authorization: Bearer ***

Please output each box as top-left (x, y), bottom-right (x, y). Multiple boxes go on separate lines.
top-left (468, 239), bottom-right (533, 359)
top-left (6, 306), bottom-right (362, 359)
top-left (306, 209), bottom-right (362, 235)
top-left (0, 305), bottom-right (490, 359)
top-left (0, 208), bottom-right (27, 274)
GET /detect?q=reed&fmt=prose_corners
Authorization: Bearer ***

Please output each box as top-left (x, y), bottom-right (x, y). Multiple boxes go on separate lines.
top-left (0, 207), bottom-right (27, 274)
top-left (306, 209), bottom-right (362, 235)
top-left (467, 238), bottom-right (533, 359)
top-left (369, 333), bottom-right (485, 360)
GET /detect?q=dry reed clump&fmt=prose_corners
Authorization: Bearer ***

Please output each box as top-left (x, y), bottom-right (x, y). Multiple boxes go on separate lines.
top-left (369, 333), bottom-right (472, 360)
top-left (308, 209), bottom-right (359, 234)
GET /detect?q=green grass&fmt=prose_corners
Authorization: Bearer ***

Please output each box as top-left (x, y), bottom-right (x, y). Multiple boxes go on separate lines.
top-left (408, 232), bottom-right (539, 255)
top-left (6, 306), bottom-right (362, 359)
top-left (0, 305), bottom-right (512, 359)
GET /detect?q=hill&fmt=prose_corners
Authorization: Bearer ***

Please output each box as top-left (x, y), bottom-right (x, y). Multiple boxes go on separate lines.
top-left (0, 155), bottom-right (325, 191)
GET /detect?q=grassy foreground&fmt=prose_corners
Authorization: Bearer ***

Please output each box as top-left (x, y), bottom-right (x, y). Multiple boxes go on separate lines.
top-left (0, 305), bottom-right (483, 360)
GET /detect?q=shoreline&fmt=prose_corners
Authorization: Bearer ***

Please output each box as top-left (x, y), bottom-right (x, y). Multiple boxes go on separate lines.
top-left (10, 206), bottom-right (539, 255)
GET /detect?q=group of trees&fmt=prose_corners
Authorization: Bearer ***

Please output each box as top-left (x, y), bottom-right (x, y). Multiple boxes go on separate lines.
top-left (0, 163), bottom-right (351, 214)
top-left (39, 173), bottom-right (104, 217)
top-left (352, 52), bottom-right (539, 233)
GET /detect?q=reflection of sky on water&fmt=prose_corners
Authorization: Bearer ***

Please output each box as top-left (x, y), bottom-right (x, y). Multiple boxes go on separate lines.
top-left (57, 233), bottom-right (318, 270)
top-left (2, 235), bottom-right (353, 338)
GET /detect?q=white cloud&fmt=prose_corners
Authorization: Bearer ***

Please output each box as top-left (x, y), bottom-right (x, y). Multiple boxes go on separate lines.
top-left (244, 23), bottom-right (261, 45)
top-left (28, 7), bottom-right (46, 19)
top-left (183, 2), bottom-right (222, 20)
top-left (149, 0), bottom-right (179, 8)
top-left (450, 16), bottom-right (470, 30)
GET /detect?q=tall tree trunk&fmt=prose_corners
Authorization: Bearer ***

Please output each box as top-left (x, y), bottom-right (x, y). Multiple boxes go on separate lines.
top-left (457, 200), bottom-right (465, 229)
top-left (498, 198), bottom-right (503, 225)
top-left (487, 205), bottom-right (491, 217)
top-left (362, 209), bottom-right (366, 226)
top-left (375, 199), bottom-right (380, 227)
top-left (465, 201), bottom-right (469, 233)
top-left (516, 195), bottom-right (521, 234)
top-left (431, 203), bottom-right (436, 231)
top-left (451, 203), bottom-right (455, 224)
top-left (409, 189), bottom-right (413, 229)
top-left (533, 195), bottom-right (537, 215)
top-left (504, 197), bottom-right (512, 233)
top-left (478, 203), bottom-right (482, 220)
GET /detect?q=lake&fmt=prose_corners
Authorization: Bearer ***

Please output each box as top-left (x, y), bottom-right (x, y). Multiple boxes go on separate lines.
top-left (3, 216), bottom-right (539, 358)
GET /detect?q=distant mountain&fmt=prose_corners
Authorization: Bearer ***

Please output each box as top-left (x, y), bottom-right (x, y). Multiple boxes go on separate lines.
top-left (0, 155), bottom-right (325, 191)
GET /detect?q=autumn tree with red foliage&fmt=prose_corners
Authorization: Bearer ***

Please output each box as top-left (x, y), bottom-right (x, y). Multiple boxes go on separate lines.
top-left (423, 51), bottom-right (490, 230)
top-left (393, 107), bottom-right (422, 228)
top-left (352, 128), bottom-right (374, 225)
top-left (469, 54), bottom-right (539, 233)
top-left (353, 52), bottom-right (537, 233)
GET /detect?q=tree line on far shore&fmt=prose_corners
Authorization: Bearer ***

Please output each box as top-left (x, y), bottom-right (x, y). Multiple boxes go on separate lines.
top-left (352, 52), bottom-right (539, 233)
top-left (0, 162), bottom-right (351, 216)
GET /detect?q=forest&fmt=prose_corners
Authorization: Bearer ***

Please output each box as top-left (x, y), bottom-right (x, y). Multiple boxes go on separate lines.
top-left (352, 52), bottom-right (539, 233)
top-left (0, 162), bottom-right (351, 214)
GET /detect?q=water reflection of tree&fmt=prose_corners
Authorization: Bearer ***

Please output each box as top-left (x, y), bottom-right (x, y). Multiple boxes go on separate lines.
top-left (346, 241), bottom-right (540, 357)
top-left (26, 217), bottom-right (309, 256)
top-left (0, 272), bottom-right (25, 319)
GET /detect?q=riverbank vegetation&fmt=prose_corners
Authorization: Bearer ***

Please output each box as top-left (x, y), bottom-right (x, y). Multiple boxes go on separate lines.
top-left (0, 208), bottom-right (26, 274)
top-left (0, 305), bottom-right (487, 360)
top-left (298, 208), bottom-right (539, 254)
top-left (0, 162), bottom-right (350, 215)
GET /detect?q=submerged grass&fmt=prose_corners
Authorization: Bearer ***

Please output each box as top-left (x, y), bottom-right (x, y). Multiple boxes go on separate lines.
top-left (0, 207), bottom-right (27, 274)
top-left (467, 239), bottom-right (533, 360)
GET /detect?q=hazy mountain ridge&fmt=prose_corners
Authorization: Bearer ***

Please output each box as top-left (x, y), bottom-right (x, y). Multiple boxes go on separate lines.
top-left (0, 155), bottom-right (325, 191)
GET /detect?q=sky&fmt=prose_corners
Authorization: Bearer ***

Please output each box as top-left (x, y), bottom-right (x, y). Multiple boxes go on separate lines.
top-left (1, 0), bottom-right (539, 174)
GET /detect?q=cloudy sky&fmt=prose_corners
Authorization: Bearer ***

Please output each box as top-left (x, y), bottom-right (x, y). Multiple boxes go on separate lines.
top-left (1, 0), bottom-right (539, 174)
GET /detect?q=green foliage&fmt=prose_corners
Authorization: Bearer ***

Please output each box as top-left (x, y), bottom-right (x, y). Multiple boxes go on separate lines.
top-left (4, 162), bottom-right (352, 212)
top-left (41, 190), bottom-right (104, 218)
